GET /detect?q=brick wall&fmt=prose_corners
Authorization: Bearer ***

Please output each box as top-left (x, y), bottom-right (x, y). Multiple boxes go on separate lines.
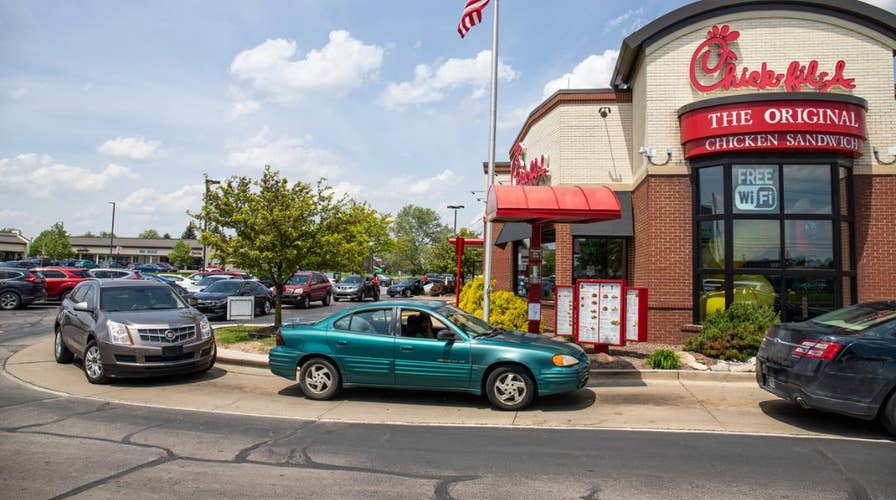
top-left (854, 175), bottom-right (896, 301)
top-left (555, 224), bottom-right (572, 287)
top-left (490, 222), bottom-right (514, 292)
top-left (632, 175), bottom-right (694, 342)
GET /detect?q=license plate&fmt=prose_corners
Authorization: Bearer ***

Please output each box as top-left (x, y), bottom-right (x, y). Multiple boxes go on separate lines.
top-left (765, 375), bottom-right (775, 390)
top-left (162, 346), bottom-right (183, 357)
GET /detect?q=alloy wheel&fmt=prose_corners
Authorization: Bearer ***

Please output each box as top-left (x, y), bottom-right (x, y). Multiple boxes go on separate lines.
top-left (0, 292), bottom-right (20, 310)
top-left (305, 364), bottom-right (333, 394)
top-left (55, 331), bottom-right (63, 357)
top-left (494, 372), bottom-right (528, 405)
top-left (85, 345), bottom-right (103, 379)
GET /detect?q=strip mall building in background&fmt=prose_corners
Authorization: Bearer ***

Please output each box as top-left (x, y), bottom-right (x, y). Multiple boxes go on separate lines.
top-left (486, 0), bottom-right (896, 341)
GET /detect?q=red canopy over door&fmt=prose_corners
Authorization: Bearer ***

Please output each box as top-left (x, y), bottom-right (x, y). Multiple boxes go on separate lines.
top-left (486, 185), bottom-right (621, 224)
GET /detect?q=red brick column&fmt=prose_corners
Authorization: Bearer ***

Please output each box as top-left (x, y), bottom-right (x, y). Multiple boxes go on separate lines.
top-left (555, 224), bottom-right (572, 287)
top-left (632, 175), bottom-right (694, 343)
top-left (490, 222), bottom-right (514, 291)
top-left (854, 175), bottom-right (896, 301)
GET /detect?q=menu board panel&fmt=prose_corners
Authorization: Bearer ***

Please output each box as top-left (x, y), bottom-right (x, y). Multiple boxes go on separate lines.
top-left (576, 281), bottom-right (602, 343)
top-left (554, 286), bottom-right (573, 336)
top-left (625, 287), bottom-right (648, 342)
top-left (575, 279), bottom-right (626, 346)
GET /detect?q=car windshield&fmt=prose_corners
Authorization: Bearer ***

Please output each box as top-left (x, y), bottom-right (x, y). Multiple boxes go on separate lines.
top-left (436, 305), bottom-right (495, 338)
top-left (197, 276), bottom-right (229, 286)
top-left (342, 276), bottom-right (362, 284)
top-left (398, 279), bottom-right (414, 286)
top-left (810, 303), bottom-right (896, 332)
top-left (203, 280), bottom-right (243, 294)
top-left (288, 275), bottom-right (310, 285)
top-left (100, 286), bottom-right (187, 311)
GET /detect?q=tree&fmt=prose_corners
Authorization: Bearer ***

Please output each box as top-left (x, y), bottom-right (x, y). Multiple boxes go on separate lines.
top-left (323, 202), bottom-right (393, 273)
top-left (168, 240), bottom-right (193, 269)
top-left (181, 222), bottom-right (198, 240)
top-left (138, 229), bottom-right (161, 239)
top-left (425, 227), bottom-right (482, 276)
top-left (79, 231), bottom-right (97, 237)
top-left (386, 205), bottom-right (450, 274)
top-left (163, 232), bottom-right (171, 239)
top-left (0, 227), bottom-right (21, 233)
top-left (98, 231), bottom-right (116, 238)
top-left (28, 222), bottom-right (75, 259)
top-left (194, 166), bottom-right (390, 327)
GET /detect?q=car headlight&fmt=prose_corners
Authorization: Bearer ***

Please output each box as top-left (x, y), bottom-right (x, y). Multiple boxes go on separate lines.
top-left (552, 354), bottom-right (579, 367)
top-left (107, 320), bottom-right (132, 345)
top-left (199, 317), bottom-right (213, 339)
top-left (293, 288), bottom-right (303, 294)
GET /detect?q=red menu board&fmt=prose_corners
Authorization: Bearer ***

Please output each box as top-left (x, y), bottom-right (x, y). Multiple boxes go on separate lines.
top-left (574, 279), bottom-right (626, 346)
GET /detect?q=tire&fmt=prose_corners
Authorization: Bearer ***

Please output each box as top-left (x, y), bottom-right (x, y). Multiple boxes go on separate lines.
top-left (881, 392), bottom-right (896, 436)
top-left (322, 293), bottom-right (331, 306)
top-left (262, 299), bottom-right (272, 316)
top-left (299, 357), bottom-right (341, 400)
top-left (0, 291), bottom-right (21, 310)
top-left (403, 289), bottom-right (411, 298)
top-left (83, 339), bottom-right (109, 384)
top-left (333, 297), bottom-right (340, 302)
top-left (59, 289), bottom-right (72, 303)
top-left (485, 366), bottom-right (535, 411)
top-left (54, 326), bottom-right (73, 364)
top-left (299, 295), bottom-right (310, 309)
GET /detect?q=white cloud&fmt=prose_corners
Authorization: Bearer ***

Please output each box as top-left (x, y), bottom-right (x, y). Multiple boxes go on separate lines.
top-left (229, 89), bottom-right (260, 119)
top-left (605, 8), bottom-right (644, 34)
top-left (863, 0), bottom-right (895, 12)
top-left (382, 50), bottom-right (517, 108)
top-left (0, 154), bottom-right (136, 196)
top-left (98, 136), bottom-right (161, 160)
top-left (330, 180), bottom-right (363, 199)
top-left (121, 183), bottom-right (204, 215)
top-left (389, 169), bottom-right (462, 195)
top-left (8, 87), bottom-right (30, 98)
top-left (230, 31), bottom-right (384, 101)
top-left (226, 127), bottom-right (344, 179)
top-left (498, 106), bottom-right (532, 130)
top-left (542, 49), bottom-right (620, 98)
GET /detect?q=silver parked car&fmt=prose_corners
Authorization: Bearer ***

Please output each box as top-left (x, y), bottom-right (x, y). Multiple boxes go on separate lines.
top-left (54, 280), bottom-right (216, 383)
top-left (87, 268), bottom-right (141, 280)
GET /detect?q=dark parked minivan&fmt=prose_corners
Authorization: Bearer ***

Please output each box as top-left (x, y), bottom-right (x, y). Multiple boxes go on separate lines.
top-left (0, 267), bottom-right (47, 310)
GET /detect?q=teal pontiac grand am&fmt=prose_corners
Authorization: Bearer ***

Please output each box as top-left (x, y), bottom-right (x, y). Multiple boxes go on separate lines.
top-left (269, 300), bottom-right (590, 410)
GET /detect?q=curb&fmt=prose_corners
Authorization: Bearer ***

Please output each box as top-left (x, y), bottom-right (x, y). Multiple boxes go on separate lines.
top-left (214, 352), bottom-right (756, 381)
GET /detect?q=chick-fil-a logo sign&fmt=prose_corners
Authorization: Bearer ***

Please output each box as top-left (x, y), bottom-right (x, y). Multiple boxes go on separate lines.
top-left (689, 25), bottom-right (856, 93)
top-left (510, 142), bottom-right (549, 186)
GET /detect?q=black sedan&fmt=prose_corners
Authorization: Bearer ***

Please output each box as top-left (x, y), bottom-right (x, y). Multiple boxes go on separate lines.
top-left (756, 301), bottom-right (896, 435)
top-left (387, 278), bottom-right (424, 298)
top-left (190, 279), bottom-right (273, 318)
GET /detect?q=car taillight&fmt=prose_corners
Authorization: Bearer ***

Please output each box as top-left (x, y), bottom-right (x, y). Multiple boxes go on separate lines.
top-left (23, 274), bottom-right (36, 283)
top-left (275, 330), bottom-right (285, 346)
top-left (791, 340), bottom-right (842, 360)
top-left (133, 272), bottom-right (142, 280)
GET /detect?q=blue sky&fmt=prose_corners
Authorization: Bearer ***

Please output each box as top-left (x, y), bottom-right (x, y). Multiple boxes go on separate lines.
top-left (1, 0), bottom-right (894, 239)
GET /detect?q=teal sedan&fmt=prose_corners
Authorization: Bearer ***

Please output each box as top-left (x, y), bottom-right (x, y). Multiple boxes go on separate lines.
top-left (269, 300), bottom-right (590, 410)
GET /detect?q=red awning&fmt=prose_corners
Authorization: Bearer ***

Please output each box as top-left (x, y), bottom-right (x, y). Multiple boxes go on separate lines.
top-left (486, 185), bottom-right (622, 224)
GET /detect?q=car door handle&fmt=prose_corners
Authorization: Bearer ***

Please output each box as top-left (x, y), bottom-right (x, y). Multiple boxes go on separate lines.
top-left (400, 345), bottom-right (414, 351)
top-left (336, 340), bottom-right (348, 346)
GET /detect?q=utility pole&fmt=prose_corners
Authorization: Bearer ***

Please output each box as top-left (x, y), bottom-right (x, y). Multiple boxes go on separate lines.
top-left (108, 201), bottom-right (116, 262)
top-left (447, 204), bottom-right (465, 234)
top-left (202, 173), bottom-right (221, 270)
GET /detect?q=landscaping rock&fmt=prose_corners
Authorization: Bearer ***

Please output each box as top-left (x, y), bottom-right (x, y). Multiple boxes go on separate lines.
top-left (688, 361), bottom-right (708, 371)
top-left (677, 351), bottom-right (696, 366)
top-left (709, 361), bottom-right (730, 372)
top-left (595, 353), bottom-right (615, 363)
top-left (730, 362), bottom-right (755, 373)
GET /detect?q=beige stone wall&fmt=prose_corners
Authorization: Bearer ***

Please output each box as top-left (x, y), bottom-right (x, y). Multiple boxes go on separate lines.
top-left (514, 107), bottom-right (559, 184)
top-left (640, 11), bottom-right (896, 175)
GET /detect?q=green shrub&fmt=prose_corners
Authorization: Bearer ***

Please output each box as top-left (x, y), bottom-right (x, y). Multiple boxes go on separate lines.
top-left (458, 277), bottom-right (537, 332)
top-left (684, 302), bottom-right (779, 361)
top-left (646, 349), bottom-right (682, 369)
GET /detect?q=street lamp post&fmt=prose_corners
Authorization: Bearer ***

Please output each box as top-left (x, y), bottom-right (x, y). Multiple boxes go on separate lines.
top-left (108, 201), bottom-right (116, 262)
top-left (202, 174), bottom-right (221, 270)
top-left (447, 204), bottom-right (465, 235)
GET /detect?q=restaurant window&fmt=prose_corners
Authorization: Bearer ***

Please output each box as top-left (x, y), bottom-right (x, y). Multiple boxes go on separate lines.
top-left (573, 237), bottom-right (626, 280)
top-left (693, 160), bottom-right (854, 323)
top-left (513, 225), bottom-right (556, 300)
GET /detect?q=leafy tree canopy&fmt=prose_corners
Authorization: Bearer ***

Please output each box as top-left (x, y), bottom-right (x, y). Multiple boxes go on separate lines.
top-left (194, 166), bottom-right (390, 326)
top-left (98, 231), bottom-right (116, 238)
top-left (181, 222), bottom-right (198, 240)
top-left (425, 227), bottom-right (482, 276)
top-left (386, 205), bottom-right (450, 274)
top-left (138, 229), bottom-right (161, 239)
top-left (168, 240), bottom-right (193, 269)
top-left (28, 222), bottom-right (75, 260)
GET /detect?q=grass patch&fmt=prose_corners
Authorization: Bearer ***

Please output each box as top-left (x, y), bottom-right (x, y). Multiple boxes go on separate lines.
top-left (645, 349), bottom-right (682, 369)
top-left (215, 325), bottom-right (275, 347)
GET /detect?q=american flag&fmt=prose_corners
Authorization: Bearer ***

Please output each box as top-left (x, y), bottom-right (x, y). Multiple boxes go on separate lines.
top-left (457, 0), bottom-right (491, 38)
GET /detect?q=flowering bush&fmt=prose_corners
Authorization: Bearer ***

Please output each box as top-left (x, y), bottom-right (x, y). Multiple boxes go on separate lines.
top-left (458, 277), bottom-right (535, 332)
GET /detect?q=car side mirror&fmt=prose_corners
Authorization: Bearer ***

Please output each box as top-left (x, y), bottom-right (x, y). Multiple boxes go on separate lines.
top-left (73, 301), bottom-right (92, 312)
top-left (436, 330), bottom-right (459, 342)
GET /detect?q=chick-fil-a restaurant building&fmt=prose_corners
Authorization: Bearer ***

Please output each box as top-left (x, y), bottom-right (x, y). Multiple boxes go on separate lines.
top-left (485, 0), bottom-right (896, 342)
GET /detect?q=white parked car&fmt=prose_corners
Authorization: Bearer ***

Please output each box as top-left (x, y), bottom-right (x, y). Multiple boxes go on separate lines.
top-left (181, 274), bottom-right (238, 294)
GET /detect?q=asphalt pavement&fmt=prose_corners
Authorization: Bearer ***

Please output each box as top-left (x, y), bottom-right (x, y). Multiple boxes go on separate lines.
top-left (2, 302), bottom-right (896, 499)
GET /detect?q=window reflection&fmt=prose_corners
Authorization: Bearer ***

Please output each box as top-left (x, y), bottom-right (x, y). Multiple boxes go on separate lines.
top-left (733, 274), bottom-right (780, 313)
top-left (732, 220), bottom-right (780, 268)
top-left (698, 274), bottom-right (726, 320)
top-left (784, 165), bottom-right (831, 214)
top-left (698, 220), bottom-right (724, 268)
top-left (699, 166), bottom-right (725, 215)
top-left (573, 237), bottom-right (625, 280)
top-left (786, 277), bottom-right (835, 321)
top-left (785, 220), bottom-right (833, 269)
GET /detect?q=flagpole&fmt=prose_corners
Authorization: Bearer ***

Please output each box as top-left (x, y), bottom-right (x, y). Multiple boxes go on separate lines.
top-left (482, 0), bottom-right (499, 323)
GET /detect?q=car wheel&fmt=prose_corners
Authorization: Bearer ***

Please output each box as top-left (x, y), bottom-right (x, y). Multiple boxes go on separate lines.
top-left (0, 291), bottom-right (21, 310)
top-left (263, 299), bottom-right (272, 316)
top-left (333, 296), bottom-right (340, 302)
top-left (83, 339), bottom-right (109, 384)
top-left (485, 366), bottom-right (535, 411)
top-left (59, 289), bottom-right (72, 303)
top-left (403, 289), bottom-right (411, 298)
top-left (299, 295), bottom-right (310, 309)
top-left (299, 358), bottom-right (341, 400)
top-left (54, 326), bottom-right (73, 364)
top-left (881, 392), bottom-right (896, 436)
top-left (322, 293), bottom-right (331, 306)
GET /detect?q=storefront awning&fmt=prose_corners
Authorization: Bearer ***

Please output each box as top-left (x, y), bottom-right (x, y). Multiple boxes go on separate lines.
top-left (486, 185), bottom-right (621, 224)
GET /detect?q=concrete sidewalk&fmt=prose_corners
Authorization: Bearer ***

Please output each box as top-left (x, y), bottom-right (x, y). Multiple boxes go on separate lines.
top-left (5, 339), bottom-right (888, 440)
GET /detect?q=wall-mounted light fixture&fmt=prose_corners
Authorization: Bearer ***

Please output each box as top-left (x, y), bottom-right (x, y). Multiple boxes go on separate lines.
top-left (639, 146), bottom-right (673, 166)
top-left (872, 146), bottom-right (896, 165)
